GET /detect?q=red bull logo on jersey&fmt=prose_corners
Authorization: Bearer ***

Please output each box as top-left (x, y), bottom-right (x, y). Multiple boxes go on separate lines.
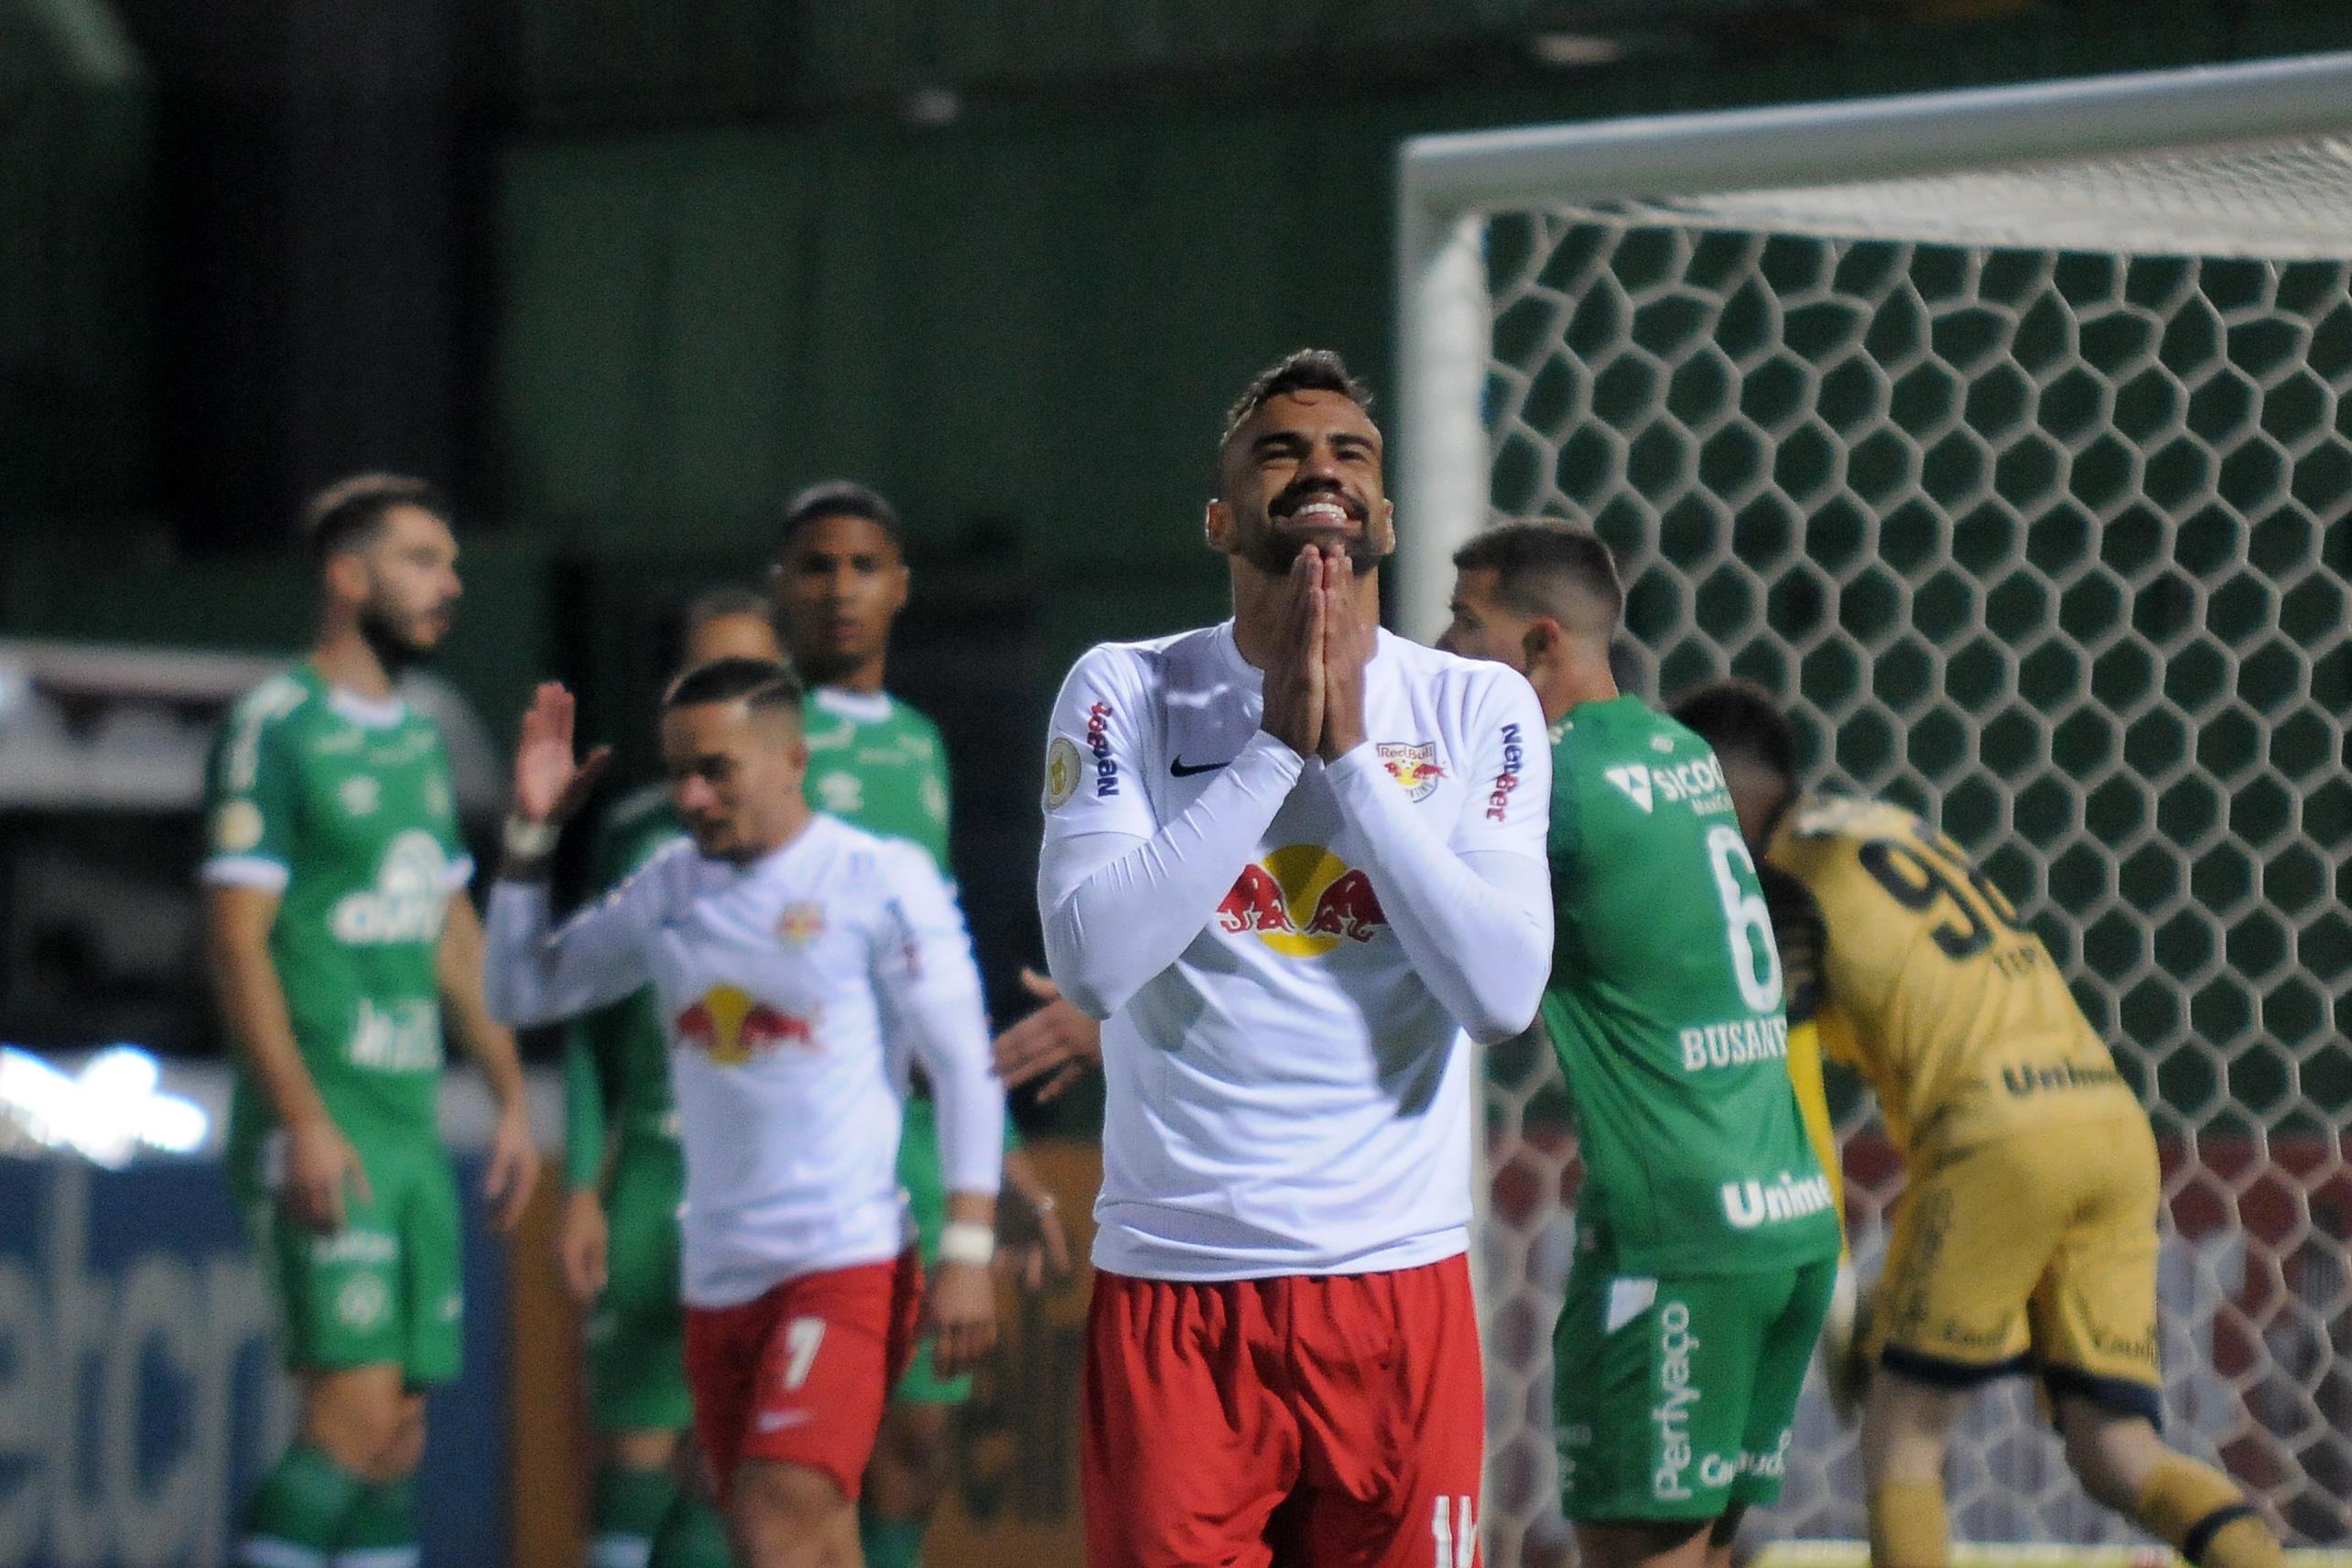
top-left (674, 986), bottom-right (817, 1065)
top-left (1378, 741), bottom-right (1446, 802)
top-left (1215, 845), bottom-right (1387, 958)
top-left (776, 903), bottom-right (825, 947)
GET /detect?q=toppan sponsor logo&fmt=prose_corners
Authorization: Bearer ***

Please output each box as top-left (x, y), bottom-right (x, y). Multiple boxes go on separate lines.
top-left (1680, 1014), bottom-right (1790, 1071)
top-left (1085, 701), bottom-right (1119, 797)
top-left (1486, 723), bottom-right (1524, 822)
top-left (1215, 845), bottom-right (1387, 958)
top-left (331, 830), bottom-right (452, 945)
top-left (674, 985), bottom-right (817, 1066)
top-left (1720, 1170), bottom-right (1837, 1230)
top-left (1651, 1301), bottom-right (1702, 1500)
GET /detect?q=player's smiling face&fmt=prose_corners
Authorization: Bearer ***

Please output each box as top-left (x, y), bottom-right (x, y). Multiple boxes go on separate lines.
top-left (352, 503), bottom-right (461, 665)
top-left (661, 698), bottom-right (810, 863)
top-left (1211, 390), bottom-right (1396, 577)
top-left (771, 514), bottom-right (908, 684)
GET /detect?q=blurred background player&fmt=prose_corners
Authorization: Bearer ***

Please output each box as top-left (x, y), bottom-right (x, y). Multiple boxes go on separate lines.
top-left (558, 589), bottom-right (788, 1568)
top-left (767, 480), bottom-right (1071, 1568)
top-left (1670, 680), bottom-right (2287, 1568)
top-left (1039, 351), bottom-right (1553, 1567)
top-left (488, 662), bottom-right (1005, 1568)
top-left (1437, 524), bottom-right (1838, 1568)
top-left (202, 474), bottom-right (540, 1568)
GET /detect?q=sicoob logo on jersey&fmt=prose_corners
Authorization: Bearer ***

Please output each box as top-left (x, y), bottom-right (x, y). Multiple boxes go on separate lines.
top-left (674, 985), bottom-right (816, 1065)
top-left (1217, 846), bottom-right (1387, 957)
top-left (1378, 741), bottom-right (1446, 802)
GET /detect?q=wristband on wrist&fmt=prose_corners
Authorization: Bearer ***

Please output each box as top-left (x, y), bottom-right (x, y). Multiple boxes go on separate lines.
top-left (938, 1219), bottom-right (996, 1267)
top-left (504, 815), bottom-right (559, 860)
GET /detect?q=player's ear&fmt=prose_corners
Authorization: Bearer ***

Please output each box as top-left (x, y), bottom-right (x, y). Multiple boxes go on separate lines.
top-left (322, 550), bottom-right (368, 606)
top-left (1203, 499), bottom-right (1232, 553)
top-left (1521, 616), bottom-right (1562, 668)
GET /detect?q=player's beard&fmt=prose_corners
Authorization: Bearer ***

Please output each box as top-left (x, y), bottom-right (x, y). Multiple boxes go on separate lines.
top-left (357, 597), bottom-right (438, 675)
top-left (1243, 485), bottom-right (1391, 578)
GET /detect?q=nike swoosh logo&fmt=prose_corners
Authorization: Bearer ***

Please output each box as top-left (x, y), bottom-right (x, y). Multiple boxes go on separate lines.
top-left (1170, 757), bottom-right (1230, 777)
top-left (756, 1409), bottom-right (813, 1433)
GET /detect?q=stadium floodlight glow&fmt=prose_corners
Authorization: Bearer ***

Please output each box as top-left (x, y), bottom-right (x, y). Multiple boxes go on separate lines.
top-left (1394, 51), bottom-right (2352, 1562)
top-left (0, 1044), bottom-right (211, 1166)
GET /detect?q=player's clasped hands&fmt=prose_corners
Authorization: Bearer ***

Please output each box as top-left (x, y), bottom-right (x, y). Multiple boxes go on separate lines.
top-left (1260, 545), bottom-right (1372, 762)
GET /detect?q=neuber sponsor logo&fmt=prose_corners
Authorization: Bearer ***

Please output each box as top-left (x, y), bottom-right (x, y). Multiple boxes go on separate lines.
top-left (1486, 723), bottom-right (1524, 822)
top-left (1720, 1170), bottom-right (1837, 1230)
top-left (331, 830), bottom-right (452, 945)
top-left (1651, 1301), bottom-right (1701, 1500)
top-left (1085, 701), bottom-right (1119, 797)
top-left (1679, 1014), bottom-right (1790, 1071)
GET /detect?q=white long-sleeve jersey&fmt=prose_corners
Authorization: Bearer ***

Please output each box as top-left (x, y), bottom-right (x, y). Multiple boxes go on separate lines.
top-left (1037, 622), bottom-right (1552, 1281)
top-left (485, 814), bottom-right (1004, 1308)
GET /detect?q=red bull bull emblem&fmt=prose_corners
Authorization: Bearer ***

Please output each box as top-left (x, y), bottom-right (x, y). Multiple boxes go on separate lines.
top-left (776, 902), bottom-right (825, 946)
top-left (1216, 845), bottom-right (1387, 957)
top-left (1378, 741), bottom-right (1446, 803)
top-left (673, 985), bottom-right (818, 1065)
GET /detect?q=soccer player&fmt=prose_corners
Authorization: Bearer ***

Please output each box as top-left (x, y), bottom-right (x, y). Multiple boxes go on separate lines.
top-left (557, 589), bottom-right (789, 1568)
top-left (1039, 350), bottom-right (1553, 1568)
top-left (1670, 679), bottom-right (2287, 1568)
top-left (1436, 524), bottom-right (1840, 1568)
top-left (203, 473), bottom-right (540, 1568)
top-left (486, 660), bottom-right (1005, 1568)
top-left (767, 480), bottom-right (1073, 1568)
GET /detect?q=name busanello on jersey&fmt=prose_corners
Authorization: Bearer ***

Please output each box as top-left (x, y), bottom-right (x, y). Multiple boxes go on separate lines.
top-left (1679, 1013), bottom-right (1789, 1072)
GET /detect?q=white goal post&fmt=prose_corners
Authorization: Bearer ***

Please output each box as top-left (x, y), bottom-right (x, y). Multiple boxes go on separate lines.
top-left (1395, 52), bottom-right (2352, 1566)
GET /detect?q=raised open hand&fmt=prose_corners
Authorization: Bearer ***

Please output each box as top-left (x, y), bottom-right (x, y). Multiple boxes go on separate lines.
top-left (513, 682), bottom-right (612, 827)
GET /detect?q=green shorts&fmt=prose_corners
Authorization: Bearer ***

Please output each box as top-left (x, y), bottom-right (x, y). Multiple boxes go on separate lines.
top-left (587, 1132), bottom-right (692, 1432)
top-left (233, 1122), bottom-right (464, 1388)
top-left (1554, 1238), bottom-right (1836, 1522)
top-left (893, 1097), bottom-right (972, 1406)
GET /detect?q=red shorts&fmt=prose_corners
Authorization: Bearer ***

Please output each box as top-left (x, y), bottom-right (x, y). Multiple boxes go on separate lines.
top-left (1083, 1254), bottom-right (1484, 1568)
top-left (682, 1250), bottom-right (923, 1501)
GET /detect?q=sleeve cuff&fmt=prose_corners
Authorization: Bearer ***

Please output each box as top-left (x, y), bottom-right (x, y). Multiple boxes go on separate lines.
top-left (201, 855), bottom-right (291, 892)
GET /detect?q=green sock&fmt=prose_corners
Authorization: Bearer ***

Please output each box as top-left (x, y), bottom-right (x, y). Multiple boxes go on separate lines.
top-left (648, 1490), bottom-right (732, 1568)
top-left (592, 1465), bottom-right (679, 1568)
top-left (861, 1512), bottom-right (929, 1568)
top-left (238, 1443), bottom-right (364, 1568)
top-left (332, 1477), bottom-right (419, 1568)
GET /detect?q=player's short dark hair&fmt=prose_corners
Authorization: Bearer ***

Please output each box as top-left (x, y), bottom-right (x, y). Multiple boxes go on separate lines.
top-left (662, 655), bottom-right (804, 718)
top-left (682, 586), bottom-right (779, 639)
top-left (1221, 349), bottom-right (1375, 449)
top-left (303, 472), bottom-right (449, 560)
top-left (1671, 679), bottom-right (1798, 785)
top-left (1452, 519), bottom-right (1624, 634)
top-left (775, 480), bottom-right (905, 557)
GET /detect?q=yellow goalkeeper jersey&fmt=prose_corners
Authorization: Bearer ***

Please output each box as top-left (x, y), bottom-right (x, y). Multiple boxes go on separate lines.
top-left (1768, 794), bottom-right (2144, 1164)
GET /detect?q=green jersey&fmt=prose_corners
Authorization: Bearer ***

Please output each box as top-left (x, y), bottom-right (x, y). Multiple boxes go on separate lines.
top-left (1541, 697), bottom-right (1837, 1276)
top-left (561, 684), bottom-right (955, 1184)
top-left (205, 665), bottom-right (472, 1150)
top-left (799, 686), bottom-right (951, 866)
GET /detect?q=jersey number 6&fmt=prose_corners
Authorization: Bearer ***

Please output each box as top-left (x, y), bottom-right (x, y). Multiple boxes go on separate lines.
top-left (1707, 824), bottom-right (1785, 1013)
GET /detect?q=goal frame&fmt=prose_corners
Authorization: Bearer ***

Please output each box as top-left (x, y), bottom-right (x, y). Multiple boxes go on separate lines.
top-left (1391, 49), bottom-right (2352, 642)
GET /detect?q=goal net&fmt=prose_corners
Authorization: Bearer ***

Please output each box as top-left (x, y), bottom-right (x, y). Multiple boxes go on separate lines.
top-left (1394, 55), bottom-right (2352, 1567)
